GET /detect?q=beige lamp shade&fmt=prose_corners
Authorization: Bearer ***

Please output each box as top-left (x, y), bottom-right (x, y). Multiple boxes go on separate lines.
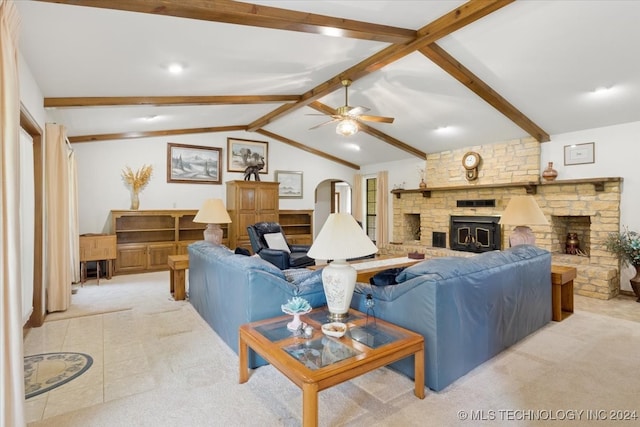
top-left (498, 195), bottom-right (548, 226)
top-left (193, 199), bottom-right (232, 224)
top-left (308, 213), bottom-right (378, 261)
top-left (193, 199), bottom-right (231, 245)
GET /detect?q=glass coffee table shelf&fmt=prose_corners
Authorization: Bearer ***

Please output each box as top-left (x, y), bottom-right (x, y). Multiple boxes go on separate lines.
top-left (239, 307), bottom-right (425, 427)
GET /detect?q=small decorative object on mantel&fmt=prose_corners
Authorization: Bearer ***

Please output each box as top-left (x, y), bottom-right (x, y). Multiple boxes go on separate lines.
top-left (121, 164), bottom-right (153, 210)
top-left (542, 161), bottom-right (558, 181)
top-left (417, 166), bottom-right (427, 188)
top-left (281, 297), bottom-right (312, 331)
top-left (604, 226), bottom-right (640, 302)
top-left (408, 251), bottom-right (425, 260)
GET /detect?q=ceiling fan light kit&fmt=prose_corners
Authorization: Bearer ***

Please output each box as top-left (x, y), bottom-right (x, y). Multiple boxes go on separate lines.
top-left (309, 79), bottom-right (395, 135)
top-left (336, 118), bottom-right (359, 136)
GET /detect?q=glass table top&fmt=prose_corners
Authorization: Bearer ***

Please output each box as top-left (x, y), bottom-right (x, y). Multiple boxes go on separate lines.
top-left (283, 337), bottom-right (360, 370)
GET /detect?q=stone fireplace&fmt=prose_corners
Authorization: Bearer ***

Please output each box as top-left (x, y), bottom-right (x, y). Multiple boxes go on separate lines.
top-left (388, 177), bottom-right (622, 299)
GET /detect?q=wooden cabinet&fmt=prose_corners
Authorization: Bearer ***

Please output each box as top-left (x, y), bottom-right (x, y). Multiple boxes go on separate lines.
top-left (226, 180), bottom-right (279, 250)
top-left (111, 209), bottom-right (228, 275)
top-left (280, 210), bottom-right (313, 245)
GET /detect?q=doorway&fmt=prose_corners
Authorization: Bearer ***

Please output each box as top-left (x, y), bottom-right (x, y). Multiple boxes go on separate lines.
top-left (314, 179), bottom-right (351, 238)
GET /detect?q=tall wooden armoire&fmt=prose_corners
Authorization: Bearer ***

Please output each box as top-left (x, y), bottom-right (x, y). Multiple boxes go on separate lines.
top-left (226, 180), bottom-right (279, 250)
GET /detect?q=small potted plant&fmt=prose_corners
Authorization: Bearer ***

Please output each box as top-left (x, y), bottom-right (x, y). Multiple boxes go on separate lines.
top-left (604, 226), bottom-right (640, 302)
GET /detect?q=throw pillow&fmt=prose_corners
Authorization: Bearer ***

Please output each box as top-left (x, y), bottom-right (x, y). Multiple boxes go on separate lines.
top-left (369, 267), bottom-right (406, 286)
top-left (234, 247), bottom-right (251, 256)
top-left (264, 232), bottom-right (291, 253)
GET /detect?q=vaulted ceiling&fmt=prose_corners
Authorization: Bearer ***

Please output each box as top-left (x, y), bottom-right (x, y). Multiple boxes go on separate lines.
top-left (17, 0), bottom-right (640, 169)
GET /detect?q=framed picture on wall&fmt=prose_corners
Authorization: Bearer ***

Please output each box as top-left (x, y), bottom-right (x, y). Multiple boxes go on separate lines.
top-left (227, 137), bottom-right (268, 174)
top-left (166, 143), bottom-right (222, 184)
top-left (275, 170), bottom-right (303, 198)
top-left (564, 142), bottom-right (595, 165)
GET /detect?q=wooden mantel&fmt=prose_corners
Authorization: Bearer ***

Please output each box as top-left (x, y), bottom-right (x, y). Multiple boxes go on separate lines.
top-left (391, 177), bottom-right (622, 198)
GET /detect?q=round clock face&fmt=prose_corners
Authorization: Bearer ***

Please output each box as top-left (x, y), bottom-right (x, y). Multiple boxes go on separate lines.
top-left (462, 152), bottom-right (480, 169)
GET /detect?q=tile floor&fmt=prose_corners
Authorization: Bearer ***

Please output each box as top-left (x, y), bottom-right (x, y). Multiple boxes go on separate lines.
top-left (23, 271), bottom-right (640, 424)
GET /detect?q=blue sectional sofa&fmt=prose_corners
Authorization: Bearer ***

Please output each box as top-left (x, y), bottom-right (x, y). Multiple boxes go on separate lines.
top-left (350, 244), bottom-right (552, 391)
top-left (187, 241), bottom-right (326, 367)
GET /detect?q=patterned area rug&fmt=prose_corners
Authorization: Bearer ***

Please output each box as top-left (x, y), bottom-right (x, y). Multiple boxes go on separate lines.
top-left (24, 352), bottom-right (93, 399)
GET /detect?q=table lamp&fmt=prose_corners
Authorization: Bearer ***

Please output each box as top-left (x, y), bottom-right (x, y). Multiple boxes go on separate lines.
top-left (193, 199), bottom-right (232, 245)
top-left (499, 195), bottom-right (548, 246)
top-left (307, 213), bottom-right (378, 321)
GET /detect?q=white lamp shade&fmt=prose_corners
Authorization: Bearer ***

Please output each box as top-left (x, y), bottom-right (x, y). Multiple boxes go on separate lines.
top-left (193, 199), bottom-right (232, 224)
top-left (498, 195), bottom-right (548, 226)
top-left (308, 213), bottom-right (378, 261)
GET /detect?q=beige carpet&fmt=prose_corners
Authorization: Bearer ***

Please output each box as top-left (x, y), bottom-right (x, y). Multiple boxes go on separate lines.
top-left (26, 272), bottom-right (640, 426)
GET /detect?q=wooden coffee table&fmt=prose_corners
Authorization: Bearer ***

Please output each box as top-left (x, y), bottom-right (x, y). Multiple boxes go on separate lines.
top-left (239, 307), bottom-right (425, 427)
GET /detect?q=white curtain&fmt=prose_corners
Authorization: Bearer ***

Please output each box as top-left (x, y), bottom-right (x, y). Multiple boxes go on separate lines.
top-left (376, 171), bottom-right (389, 246)
top-left (1, 1), bottom-right (26, 426)
top-left (45, 123), bottom-right (75, 312)
top-left (68, 147), bottom-right (80, 284)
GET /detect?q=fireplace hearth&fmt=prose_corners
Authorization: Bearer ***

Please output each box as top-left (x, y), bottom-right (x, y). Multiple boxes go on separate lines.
top-left (450, 215), bottom-right (501, 253)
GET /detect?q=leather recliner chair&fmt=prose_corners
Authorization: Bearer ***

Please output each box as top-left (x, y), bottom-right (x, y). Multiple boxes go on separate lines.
top-left (246, 222), bottom-right (315, 269)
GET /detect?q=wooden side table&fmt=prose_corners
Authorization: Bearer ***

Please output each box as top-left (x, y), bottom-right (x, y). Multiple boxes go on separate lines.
top-left (551, 265), bottom-right (576, 321)
top-left (79, 234), bottom-right (117, 285)
top-left (167, 254), bottom-right (189, 301)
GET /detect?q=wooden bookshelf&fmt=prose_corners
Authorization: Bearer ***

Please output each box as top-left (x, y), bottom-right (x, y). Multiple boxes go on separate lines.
top-left (280, 209), bottom-right (313, 245)
top-left (111, 209), bottom-right (228, 274)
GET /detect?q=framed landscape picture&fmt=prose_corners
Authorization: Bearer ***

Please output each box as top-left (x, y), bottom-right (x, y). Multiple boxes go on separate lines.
top-left (227, 137), bottom-right (268, 174)
top-left (275, 170), bottom-right (303, 198)
top-left (166, 143), bottom-right (222, 184)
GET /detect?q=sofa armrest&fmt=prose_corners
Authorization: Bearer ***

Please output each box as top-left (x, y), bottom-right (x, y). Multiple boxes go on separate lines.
top-left (290, 244), bottom-right (311, 253)
top-left (258, 248), bottom-right (290, 270)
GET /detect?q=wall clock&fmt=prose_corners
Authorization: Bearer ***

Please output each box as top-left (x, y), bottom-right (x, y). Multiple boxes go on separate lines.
top-left (462, 151), bottom-right (481, 181)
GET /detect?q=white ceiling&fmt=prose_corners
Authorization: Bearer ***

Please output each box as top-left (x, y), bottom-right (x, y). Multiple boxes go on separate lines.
top-left (16, 0), bottom-right (640, 168)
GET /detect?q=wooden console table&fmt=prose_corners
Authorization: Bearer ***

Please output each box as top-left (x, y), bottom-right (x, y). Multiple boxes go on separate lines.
top-left (167, 254), bottom-right (189, 301)
top-left (551, 265), bottom-right (576, 321)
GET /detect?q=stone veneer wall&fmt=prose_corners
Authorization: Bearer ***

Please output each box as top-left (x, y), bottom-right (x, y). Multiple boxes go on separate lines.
top-left (387, 139), bottom-right (622, 300)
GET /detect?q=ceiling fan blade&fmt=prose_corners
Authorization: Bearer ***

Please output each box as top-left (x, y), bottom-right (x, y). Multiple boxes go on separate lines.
top-left (309, 118), bottom-right (339, 130)
top-left (358, 115), bottom-right (395, 124)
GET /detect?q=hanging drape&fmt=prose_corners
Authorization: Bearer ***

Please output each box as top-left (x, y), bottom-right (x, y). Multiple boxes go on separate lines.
top-left (45, 123), bottom-right (74, 312)
top-left (376, 171), bottom-right (389, 246)
top-left (68, 147), bottom-right (80, 284)
top-left (352, 173), bottom-right (363, 223)
top-left (0, 1), bottom-right (26, 426)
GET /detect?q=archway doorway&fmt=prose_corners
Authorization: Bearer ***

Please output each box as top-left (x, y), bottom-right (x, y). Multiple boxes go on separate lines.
top-left (314, 179), bottom-right (351, 238)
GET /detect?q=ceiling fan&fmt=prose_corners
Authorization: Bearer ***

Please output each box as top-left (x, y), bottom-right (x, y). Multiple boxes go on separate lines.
top-left (308, 79), bottom-right (395, 136)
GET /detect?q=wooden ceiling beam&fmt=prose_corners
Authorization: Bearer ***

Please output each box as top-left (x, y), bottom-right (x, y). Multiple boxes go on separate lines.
top-left (308, 101), bottom-right (426, 159)
top-left (45, 95), bottom-right (301, 108)
top-left (419, 43), bottom-right (550, 142)
top-left (35, 0), bottom-right (416, 44)
top-left (246, 0), bottom-right (515, 132)
top-left (68, 125), bottom-right (247, 143)
top-left (255, 129), bottom-right (360, 170)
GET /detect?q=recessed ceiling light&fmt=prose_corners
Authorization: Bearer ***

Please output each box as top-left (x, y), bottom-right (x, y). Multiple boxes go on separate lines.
top-left (167, 63), bottom-right (184, 74)
top-left (435, 126), bottom-right (455, 135)
top-left (345, 143), bottom-right (360, 151)
top-left (143, 115), bottom-right (159, 121)
top-left (589, 85), bottom-right (618, 98)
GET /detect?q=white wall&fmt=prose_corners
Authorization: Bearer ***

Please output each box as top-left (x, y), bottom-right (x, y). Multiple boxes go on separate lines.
top-left (73, 131), bottom-right (356, 234)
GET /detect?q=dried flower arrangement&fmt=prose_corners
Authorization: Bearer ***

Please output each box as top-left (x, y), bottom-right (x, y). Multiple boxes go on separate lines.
top-left (121, 164), bottom-right (153, 193)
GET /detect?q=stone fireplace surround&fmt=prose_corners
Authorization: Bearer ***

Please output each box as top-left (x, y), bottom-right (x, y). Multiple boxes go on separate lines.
top-left (386, 178), bottom-right (623, 300)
